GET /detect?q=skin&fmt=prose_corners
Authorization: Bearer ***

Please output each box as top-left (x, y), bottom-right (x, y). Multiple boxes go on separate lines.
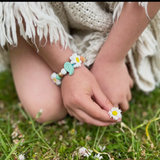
top-left (9, 35), bottom-right (68, 124)
top-left (90, 2), bottom-right (160, 112)
top-left (9, 33), bottom-right (117, 126)
top-left (9, 2), bottom-right (160, 125)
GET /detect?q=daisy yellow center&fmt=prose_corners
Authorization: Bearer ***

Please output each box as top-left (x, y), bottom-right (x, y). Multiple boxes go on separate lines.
top-left (53, 78), bottom-right (57, 82)
top-left (112, 111), bottom-right (118, 116)
top-left (76, 57), bottom-right (80, 62)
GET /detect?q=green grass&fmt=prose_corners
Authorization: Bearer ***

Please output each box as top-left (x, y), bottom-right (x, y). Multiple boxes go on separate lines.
top-left (0, 70), bottom-right (159, 160)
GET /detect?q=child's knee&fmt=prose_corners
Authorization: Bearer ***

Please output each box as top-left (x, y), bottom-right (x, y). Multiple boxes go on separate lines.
top-left (22, 96), bottom-right (68, 124)
top-left (35, 107), bottom-right (67, 124)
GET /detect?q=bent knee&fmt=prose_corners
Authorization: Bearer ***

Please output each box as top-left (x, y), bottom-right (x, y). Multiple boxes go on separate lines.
top-left (35, 107), bottom-right (67, 124)
top-left (21, 97), bottom-right (68, 124)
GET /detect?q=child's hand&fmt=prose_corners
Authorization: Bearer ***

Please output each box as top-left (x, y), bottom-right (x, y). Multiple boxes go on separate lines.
top-left (61, 65), bottom-right (119, 126)
top-left (90, 60), bottom-right (133, 112)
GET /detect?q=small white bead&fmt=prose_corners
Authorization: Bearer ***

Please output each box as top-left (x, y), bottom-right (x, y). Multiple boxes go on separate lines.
top-left (61, 68), bottom-right (67, 75)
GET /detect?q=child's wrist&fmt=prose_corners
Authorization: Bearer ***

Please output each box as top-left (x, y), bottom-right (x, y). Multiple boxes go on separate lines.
top-left (51, 50), bottom-right (73, 73)
top-left (94, 51), bottom-right (125, 69)
top-left (51, 53), bottom-right (86, 85)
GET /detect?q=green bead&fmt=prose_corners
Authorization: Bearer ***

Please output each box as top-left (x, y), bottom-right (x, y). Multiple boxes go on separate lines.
top-left (56, 74), bottom-right (62, 80)
top-left (64, 62), bottom-right (74, 75)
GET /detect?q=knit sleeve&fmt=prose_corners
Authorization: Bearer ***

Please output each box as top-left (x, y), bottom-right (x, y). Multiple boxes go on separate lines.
top-left (0, 2), bottom-right (71, 51)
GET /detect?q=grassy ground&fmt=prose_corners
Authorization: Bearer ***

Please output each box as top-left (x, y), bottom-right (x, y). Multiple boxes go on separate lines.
top-left (0, 70), bottom-right (159, 160)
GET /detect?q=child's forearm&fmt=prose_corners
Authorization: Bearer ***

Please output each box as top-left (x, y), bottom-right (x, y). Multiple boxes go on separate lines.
top-left (33, 39), bottom-right (73, 73)
top-left (97, 2), bottom-right (160, 64)
top-left (27, 27), bottom-right (118, 126)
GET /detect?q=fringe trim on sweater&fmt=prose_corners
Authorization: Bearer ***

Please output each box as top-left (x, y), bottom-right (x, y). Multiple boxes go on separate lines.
top-left (0, 2), bottom-right (71, 51)
top-left (113, 2), bottom-right (150, 22)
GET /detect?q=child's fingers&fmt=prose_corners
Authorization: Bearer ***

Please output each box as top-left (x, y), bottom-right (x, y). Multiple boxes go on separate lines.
top-left (114, 104), bottom-right (119, 108)
top-left (119, 99), bottom-right (129, 112)
top-left (130, 77), bottom-right (134, 88)
top-left (72, 109), bottom-right (112, 126)
top-left (78, 94), bottom-right (118, 122)
top-left (127, 91), bottom-right (132, 101)
top-left (92, 82), bottom-right (114, 112)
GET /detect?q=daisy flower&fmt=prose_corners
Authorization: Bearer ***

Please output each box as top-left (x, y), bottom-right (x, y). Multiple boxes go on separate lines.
top-left (70, 53), bottom-right (82, 68)
top-left (13, 139), bottom-right (19, 144)
top-left (79, 147), bottom-right (92, 157)
top-left (11, 131), bottom-right (18, 139)
top-left (51, 73), bottom-right (61, 85)
top-left (108, 107), bottom-right (122, 120)
top-left (18, 154), bottom-right (25, 160)
top-left (98, 145), bottom-right (106, 151)
top-left (94, 153), bottom-right (103, 160)
top-left (57, 119), bottom-right (66, 125)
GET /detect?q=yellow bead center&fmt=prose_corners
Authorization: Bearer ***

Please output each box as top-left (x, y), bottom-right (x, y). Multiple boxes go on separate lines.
top-left (53, 78), bottom-right (57, 82)
top-left (112, 111), bottom-right (118, 116)
top-left (76, 57), bottom-right (80, 62)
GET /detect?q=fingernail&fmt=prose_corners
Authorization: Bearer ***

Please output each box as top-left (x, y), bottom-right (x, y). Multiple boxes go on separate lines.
top-left (110, 123), bottom-right (116, 125)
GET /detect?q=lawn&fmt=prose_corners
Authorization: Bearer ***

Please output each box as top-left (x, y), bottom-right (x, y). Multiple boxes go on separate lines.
top-left (0, 70), bottom-right (159, 160)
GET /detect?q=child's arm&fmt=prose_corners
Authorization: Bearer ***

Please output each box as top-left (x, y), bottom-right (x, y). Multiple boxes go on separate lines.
top-left (91, 2), bottom-right (160, 111)
top-left (30, 37), bottom-right (117, 126)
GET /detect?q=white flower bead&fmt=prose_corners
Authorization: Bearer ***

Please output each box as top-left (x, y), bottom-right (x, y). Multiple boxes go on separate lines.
top-left (51, 73), bottom-right (61, 85)
top-left (70, 53), bottom-right (82, 68)
top-left (61, 68), bottom-right (67, 75)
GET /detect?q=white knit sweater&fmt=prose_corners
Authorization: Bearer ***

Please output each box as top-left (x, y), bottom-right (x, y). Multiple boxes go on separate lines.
top-left (0, 2), bottom-right (160, 92)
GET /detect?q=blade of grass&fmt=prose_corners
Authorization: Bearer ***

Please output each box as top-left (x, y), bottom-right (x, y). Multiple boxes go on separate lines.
top-left (18, 106), bottom-right (29, 120)
top-left (0, 129), bottom-right (12, 149)
top-left (92, 127), bottom-right (100, 149)
top-left (28, 113), bottom-right (55, 154)
top-left (96, 126), bottom-right (107, 146)
top-left (0, 146), bottom-right (8, 159)
top-left (0, 154), bottom-right (6, 160)
top-left (0, 134), bottom-right (7, 152)
top-left (146, 116), bottom-right (160, 144)
top-left (5, 139), bottom-right (23, 160)
top-left (7, 114), bottom-right (11, 137)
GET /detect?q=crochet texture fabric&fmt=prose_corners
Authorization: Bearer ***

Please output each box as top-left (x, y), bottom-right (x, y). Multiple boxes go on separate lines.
top-left (0, 2), bottom-right (160, 92)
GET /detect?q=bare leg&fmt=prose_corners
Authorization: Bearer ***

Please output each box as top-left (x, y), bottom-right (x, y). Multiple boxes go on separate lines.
top-left (9, 35), bottom-right (68, 123)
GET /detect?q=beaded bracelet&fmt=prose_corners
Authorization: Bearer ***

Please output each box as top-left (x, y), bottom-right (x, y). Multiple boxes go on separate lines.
top-left (51, 53), bottom-right (86, 85)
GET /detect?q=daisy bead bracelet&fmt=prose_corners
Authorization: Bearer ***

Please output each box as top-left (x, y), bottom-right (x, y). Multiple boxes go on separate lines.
top-left (51, 53), bottom-right (86, 85)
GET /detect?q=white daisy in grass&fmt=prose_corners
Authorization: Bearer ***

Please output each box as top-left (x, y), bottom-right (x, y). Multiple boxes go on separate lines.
top-left (70, 53), bottom-right (82, 68)
top-left (51, 73), bottom-right (61, 85)
top-left (79, 147), bottom-right (92, 157)
top-left (18, 154), bottom-right (25, 160)
top-left (94, 153), bottom-right (103, 160)
top-left (98, 145), bottom-right (106, 151)
top-left (108, 107), bottom-right (122, 120)
top-left (11, 131), bottom-right (18, 139)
